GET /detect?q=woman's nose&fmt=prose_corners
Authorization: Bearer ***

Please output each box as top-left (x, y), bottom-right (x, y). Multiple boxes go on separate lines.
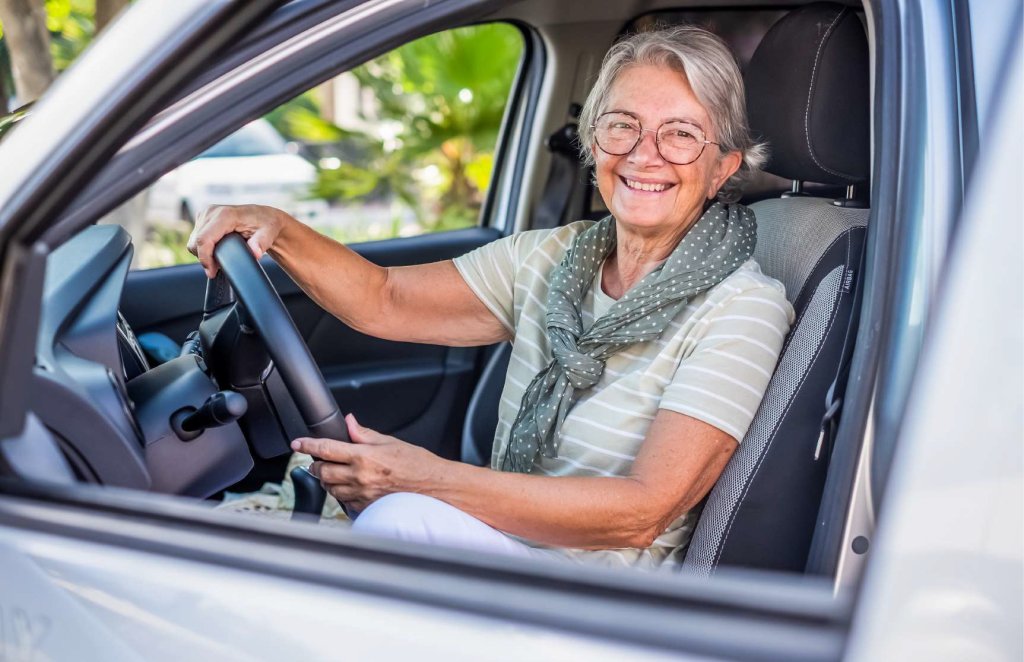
top-left (627, 129), bottom-right (665, 165)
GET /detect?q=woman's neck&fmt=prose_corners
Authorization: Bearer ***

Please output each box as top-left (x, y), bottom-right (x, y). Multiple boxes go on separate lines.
top-left (601, 220), bottom-right (692, 299)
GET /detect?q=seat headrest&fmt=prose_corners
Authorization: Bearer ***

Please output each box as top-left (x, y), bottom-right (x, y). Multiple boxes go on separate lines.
top-left (745, 3), bottom-right (870, 185)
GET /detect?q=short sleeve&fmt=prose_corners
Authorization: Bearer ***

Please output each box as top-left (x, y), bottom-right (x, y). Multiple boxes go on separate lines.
top-left (659, 284), bottom-right (794, 442)
top-left (452, 234), bottom-right (519, 333)
top-left (453, 226), bottom-right (583, 336)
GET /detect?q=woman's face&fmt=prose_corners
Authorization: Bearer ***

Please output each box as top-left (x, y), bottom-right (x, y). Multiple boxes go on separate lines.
top-left (592, 64), bottom-right (742, 238)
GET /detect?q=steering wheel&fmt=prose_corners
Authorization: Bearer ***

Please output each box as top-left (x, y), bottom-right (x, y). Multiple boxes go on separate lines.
top-left (212, 232), bottom-right (343, 518)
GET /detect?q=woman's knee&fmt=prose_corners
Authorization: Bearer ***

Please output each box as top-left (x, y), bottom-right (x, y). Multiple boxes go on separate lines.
top-left (351, 492), bottom-right (445, 541)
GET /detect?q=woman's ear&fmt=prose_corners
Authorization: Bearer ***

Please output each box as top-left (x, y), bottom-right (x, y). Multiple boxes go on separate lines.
top-left (709, 150), bottom-right (743, 199)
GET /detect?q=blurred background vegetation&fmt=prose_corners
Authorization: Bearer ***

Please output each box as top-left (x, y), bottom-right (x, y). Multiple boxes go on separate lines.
top-left (273, 23), bottom-right (523, 240)
top-left (0, 2), bottom-right (523, 266)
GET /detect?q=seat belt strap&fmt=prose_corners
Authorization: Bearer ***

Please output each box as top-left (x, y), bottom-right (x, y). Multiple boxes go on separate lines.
top-left (815, 230), bottom-right (868, 461)
top-left (534, 104), bottom-right (584, 229)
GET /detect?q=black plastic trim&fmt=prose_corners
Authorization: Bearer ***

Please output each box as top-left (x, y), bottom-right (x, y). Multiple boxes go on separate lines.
top-left (486, 24), bottom-right (546, 235)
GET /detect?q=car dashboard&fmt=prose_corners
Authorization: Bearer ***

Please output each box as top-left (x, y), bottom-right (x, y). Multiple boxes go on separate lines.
top-left (32, 225), bottom-right (253, 496)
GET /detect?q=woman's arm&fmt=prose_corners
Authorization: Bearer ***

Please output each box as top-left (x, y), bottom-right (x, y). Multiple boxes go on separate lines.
top-left (298, 409), bottom-right (737, 549)
top-left (188, 204), bottom-right (510, 346)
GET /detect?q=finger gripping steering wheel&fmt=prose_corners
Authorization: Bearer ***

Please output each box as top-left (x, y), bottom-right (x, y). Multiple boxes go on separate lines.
top-left (213, 232), bottom-right (344, 516)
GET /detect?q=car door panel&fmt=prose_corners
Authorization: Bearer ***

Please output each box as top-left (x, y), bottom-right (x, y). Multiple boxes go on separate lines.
top-left (120, 226), bottom-right (502, 457)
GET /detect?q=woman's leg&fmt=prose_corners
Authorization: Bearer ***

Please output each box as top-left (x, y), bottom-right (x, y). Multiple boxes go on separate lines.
top-left (351, 493), bottom-right (563, 562)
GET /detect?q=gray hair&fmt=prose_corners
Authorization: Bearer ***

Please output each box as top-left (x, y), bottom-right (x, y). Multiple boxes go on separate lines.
top-left (578, 26), bottom-right (767, 203)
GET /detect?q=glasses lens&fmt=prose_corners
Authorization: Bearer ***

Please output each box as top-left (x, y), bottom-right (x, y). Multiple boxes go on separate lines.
top-left (595, 113), bottom-right (640, 155)
top-left (657, 121), bottom-right (704, 164)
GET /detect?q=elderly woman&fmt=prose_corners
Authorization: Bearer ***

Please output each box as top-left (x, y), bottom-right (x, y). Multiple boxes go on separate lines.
top-left (189, 26), bottom-right (794, 568)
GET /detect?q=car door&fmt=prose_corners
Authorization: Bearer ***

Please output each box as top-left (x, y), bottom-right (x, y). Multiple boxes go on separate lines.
top-left (111, 19), bottom-right (534, 463)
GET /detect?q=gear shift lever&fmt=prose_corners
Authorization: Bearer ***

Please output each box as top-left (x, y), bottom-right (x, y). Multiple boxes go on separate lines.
top-left (290, 466), bottom-right (327, 521)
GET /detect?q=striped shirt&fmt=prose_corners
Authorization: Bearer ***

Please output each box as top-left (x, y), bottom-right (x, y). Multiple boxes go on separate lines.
top-left (454, 222), bottom-right (795, 568)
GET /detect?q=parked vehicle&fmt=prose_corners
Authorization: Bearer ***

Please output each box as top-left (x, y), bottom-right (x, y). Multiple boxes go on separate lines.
top-left (147, 118), bottom-right (327, 224)
top-left (0, 0), bottom-right (1018, 660)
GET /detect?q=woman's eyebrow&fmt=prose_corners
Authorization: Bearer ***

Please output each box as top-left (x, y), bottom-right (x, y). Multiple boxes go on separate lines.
top-left (604, 109), bottom-right (705, 127)
top-left (664, 116), bottom-right (703, 126)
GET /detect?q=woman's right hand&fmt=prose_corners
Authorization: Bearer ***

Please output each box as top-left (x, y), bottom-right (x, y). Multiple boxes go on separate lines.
top-left (187, 204), bottom-right (293, 279)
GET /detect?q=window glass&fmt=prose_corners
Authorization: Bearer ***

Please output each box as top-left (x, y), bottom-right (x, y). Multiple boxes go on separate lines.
top-left (120, 23), bottom-right (524, 269)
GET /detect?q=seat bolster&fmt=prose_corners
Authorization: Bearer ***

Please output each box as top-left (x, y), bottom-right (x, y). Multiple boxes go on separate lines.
top-left (750, 197), bottom-right (869, 307)
top-left (683, 226), bottom-right (865, 573)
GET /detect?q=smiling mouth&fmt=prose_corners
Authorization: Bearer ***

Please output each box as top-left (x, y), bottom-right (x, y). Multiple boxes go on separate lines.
top-left (620, 176), bottom-right (675, 193)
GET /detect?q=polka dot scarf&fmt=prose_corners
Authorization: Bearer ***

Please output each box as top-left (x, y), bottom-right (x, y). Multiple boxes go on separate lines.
top-left (500, 202), bottom-right (757, 473)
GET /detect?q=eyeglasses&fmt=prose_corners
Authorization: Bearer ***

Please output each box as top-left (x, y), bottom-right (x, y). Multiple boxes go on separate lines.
top-left (591, 111), bottom-right (720, 165)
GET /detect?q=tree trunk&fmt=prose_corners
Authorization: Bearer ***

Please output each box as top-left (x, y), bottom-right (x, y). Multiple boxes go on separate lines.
top-left (95, 0), bottom-right (130, 34)
top-left (0, 0), bottom-right (55, 103)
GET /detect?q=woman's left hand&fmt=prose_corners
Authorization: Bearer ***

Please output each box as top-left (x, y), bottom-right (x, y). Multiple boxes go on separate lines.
top-left (291, 414), bottom-right (440, 513)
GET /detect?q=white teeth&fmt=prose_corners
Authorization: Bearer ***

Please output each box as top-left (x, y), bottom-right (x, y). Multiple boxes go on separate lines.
top-left (625, 178), bottom-right (669, 192)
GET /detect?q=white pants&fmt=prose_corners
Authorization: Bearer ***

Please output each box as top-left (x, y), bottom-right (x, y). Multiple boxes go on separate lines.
top-left (351, 493), bottom-right (563, 562)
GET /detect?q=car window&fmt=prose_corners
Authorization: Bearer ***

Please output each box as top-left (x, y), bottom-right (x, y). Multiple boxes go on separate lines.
top-left (198, 120), bottom-right (290, 158)
top-left (117, 23), bottom-right (524, 270)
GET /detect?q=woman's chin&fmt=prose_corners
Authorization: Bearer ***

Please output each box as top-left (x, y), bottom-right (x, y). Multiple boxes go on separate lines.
top-left (612, 209), bottom-right (676, 233)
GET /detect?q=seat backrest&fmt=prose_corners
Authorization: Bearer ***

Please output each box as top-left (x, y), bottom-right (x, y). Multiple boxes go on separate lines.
top-left (683, 2), bottom-right (870, 574)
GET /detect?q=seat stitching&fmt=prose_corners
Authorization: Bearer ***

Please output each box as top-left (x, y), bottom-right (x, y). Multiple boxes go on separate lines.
top-left (804, 9), bottom-right (856, 181)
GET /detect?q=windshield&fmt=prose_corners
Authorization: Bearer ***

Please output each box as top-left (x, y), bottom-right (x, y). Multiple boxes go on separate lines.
top-left (198, 119), bottom-right (289, 158)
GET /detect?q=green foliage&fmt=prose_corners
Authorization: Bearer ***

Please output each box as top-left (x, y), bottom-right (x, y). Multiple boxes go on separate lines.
top-left (45, 0), bottom-right (95, 71)
top-left (272, 23), bottom-right (523, 235)
top-left (264, 91), bottom-right (339, 141)
top-left (136, 223), bottom-right (193, 270)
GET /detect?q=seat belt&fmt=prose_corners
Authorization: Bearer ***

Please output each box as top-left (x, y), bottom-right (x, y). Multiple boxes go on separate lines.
top-left (814, 232), bottom-right (868, 461)
top-left (534, 103), bottom-right (586, 229)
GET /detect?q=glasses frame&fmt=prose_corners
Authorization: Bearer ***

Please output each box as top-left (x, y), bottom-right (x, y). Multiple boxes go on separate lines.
top-left (591, 111), bottom-right (720, 165)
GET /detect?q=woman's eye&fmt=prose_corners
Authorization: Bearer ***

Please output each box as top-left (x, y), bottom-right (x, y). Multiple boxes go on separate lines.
top-left (610, 122), bottom-right (636, 130)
